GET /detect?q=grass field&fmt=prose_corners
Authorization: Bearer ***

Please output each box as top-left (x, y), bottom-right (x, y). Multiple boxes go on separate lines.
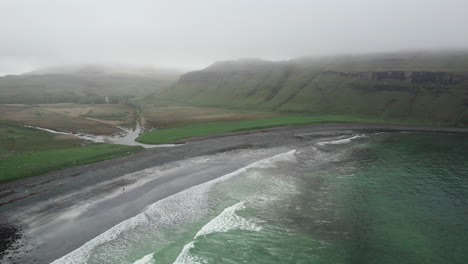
top-left (140, 106), bottom-right (275, 129)
top-left (136, 115), bottom-right (424, 144)
top-left (0, 120), bottom-right (142, 182)
top-left (43, 103), bottom-right (136, 126)
top-left (0, 103), bottom-right (136, 134)
top-left (0, 144), bottom-right (142, 182)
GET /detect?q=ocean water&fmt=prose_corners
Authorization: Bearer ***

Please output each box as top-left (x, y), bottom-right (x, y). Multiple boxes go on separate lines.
top-left (52, 133), bottom-right (468, 264)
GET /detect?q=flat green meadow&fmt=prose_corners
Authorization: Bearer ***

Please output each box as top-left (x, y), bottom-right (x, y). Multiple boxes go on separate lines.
top-left (136, 115), bottom-right (422, 144)
top-left (0, 120), bottom-right (142, 182)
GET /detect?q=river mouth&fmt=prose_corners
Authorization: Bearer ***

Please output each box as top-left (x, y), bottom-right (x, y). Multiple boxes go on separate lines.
top-left (25, 122), bottom-right (178, 148)
top-left (2, 132), bottom-right (466, 264)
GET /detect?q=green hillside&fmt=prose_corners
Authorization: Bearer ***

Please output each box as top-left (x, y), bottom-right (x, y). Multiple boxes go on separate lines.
top-left (154, 52), bottom-right (468, 127)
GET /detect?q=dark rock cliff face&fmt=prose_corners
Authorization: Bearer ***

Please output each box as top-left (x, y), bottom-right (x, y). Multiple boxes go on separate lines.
top-left (324, 71), bottom-right (468, 85)
top-left (367, 71), bottom-right (467, 85)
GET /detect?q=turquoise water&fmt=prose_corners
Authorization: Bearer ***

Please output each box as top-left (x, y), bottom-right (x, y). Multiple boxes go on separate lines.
top-left (53, 133), bottom-right (468, 264)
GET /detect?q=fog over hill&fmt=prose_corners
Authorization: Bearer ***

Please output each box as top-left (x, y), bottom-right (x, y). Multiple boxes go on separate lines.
top-left (155, 51), bottom-right (468, 126)
top-left (0, 65), bottom-right (182, 104)
top-left (23, 65), bottom-right (183, 79)
top-left (1, 0), bottom-right (468, 75)
top-left (1, 1), bottom-right (468, 264)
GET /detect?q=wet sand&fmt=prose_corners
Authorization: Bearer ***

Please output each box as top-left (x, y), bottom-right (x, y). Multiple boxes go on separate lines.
top-left (0, 123), bottom-right (467, 263)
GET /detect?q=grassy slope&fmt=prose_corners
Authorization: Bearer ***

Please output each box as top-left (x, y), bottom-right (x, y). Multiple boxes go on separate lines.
top-left (0, 74), bottom-right (175, 104)
top-left (136, 115), bottom-right (401, 144)
top-left (154, 53), bottom-right (468, 127)
top-left (0, 120), bottom-right (142, 182)
top-left (279, 75), bottom-right (468, 126)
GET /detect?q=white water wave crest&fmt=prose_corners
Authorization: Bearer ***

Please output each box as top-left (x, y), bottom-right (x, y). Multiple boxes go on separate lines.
top-left (51, 150), bottom-right (296, 264)
top-left (316, 134), bottom-right (366, 146)
top-left (173, 201), bottom-right (261, 264)
top-left (195, 201), bottom-right (261, 238)
top-left (132, 253), bottom-right (155, 264)
top-left (172, 242), bottom-right (207, 264)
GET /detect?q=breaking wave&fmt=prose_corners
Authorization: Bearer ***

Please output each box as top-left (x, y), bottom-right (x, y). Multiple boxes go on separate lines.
top-left (173, 201), bottom-right (260, 264)
top-left (51, 150), bottom-right (296, 264)
top-left (316, 134), bottom-right (365, 146)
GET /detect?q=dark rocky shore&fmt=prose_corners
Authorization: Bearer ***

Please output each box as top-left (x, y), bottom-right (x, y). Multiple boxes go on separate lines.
top-left (0, 123), bottom-right (467, 263)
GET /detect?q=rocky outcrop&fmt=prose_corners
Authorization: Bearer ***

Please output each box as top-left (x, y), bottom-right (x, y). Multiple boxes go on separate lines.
top-left (324, 71), bottom-right (467, 85)
top-left (367, 71), bottom-right (467, 85)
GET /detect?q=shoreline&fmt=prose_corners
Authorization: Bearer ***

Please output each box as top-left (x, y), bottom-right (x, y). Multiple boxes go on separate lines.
top-left (1, 122), bottom-right (468, 202)
top-left (175, 122), bottom-right (468, 143)
top-left (0, 122), bottom-right (467, 263)
top-left (1, 122), bottom-right (467, 207)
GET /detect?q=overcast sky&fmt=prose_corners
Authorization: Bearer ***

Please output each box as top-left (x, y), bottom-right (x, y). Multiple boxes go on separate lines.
top-left (1, 0), bottom-right (467, 75)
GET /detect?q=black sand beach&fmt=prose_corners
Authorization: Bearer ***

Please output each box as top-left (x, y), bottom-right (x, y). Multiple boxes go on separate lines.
top-left (1, 123), bottom-right (467, 263)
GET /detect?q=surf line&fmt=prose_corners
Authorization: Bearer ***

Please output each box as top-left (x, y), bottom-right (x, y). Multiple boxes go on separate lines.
top-left (316, 134), bottom-right (366, 146)
top-left (172, 201), bottom-right (261, 264)
top-left (52, 149), bottom-right (297, 264)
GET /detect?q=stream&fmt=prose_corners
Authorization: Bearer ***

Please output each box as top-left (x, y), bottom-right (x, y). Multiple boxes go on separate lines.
top-left (25, 121), bottom-right (178, 148)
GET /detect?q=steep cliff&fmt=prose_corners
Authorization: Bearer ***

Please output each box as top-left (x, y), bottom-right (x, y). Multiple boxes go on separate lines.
top-left (155, 52), bottom-right (468, 126)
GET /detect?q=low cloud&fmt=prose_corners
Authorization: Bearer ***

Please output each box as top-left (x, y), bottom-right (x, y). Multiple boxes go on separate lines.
top-left (1, 0), bottom-right (467, 74)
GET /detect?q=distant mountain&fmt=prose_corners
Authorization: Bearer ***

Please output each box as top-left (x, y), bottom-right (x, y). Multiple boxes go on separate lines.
top-left (24, 64), bottom-right (182, 79)
top-left (0, 65), bottom-right (182, 104)
top-left (154, 51), bottom-right (468, 126)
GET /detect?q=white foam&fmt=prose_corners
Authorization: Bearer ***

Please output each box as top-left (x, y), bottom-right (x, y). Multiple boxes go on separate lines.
top-left (172, 242), bottom-right (206, 264)
top-left (24, 125), bottom-right (70, 135)
top-left (51, 149), bottom-right (296, 264)
top-left (249, 149), bottom-right (296, 169)
top-left (195, 201), bottom-right (261, 238)
top-left (172, 201), bottom-right (261, 264)
top-left (316, 134), bottom-right (365, 146)
top-left (50, 207), bottom-right (153, 264)
top-left (133, 253), bottom-right (155, 264)
top-left (26, 150), bottom-right (262, 228)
